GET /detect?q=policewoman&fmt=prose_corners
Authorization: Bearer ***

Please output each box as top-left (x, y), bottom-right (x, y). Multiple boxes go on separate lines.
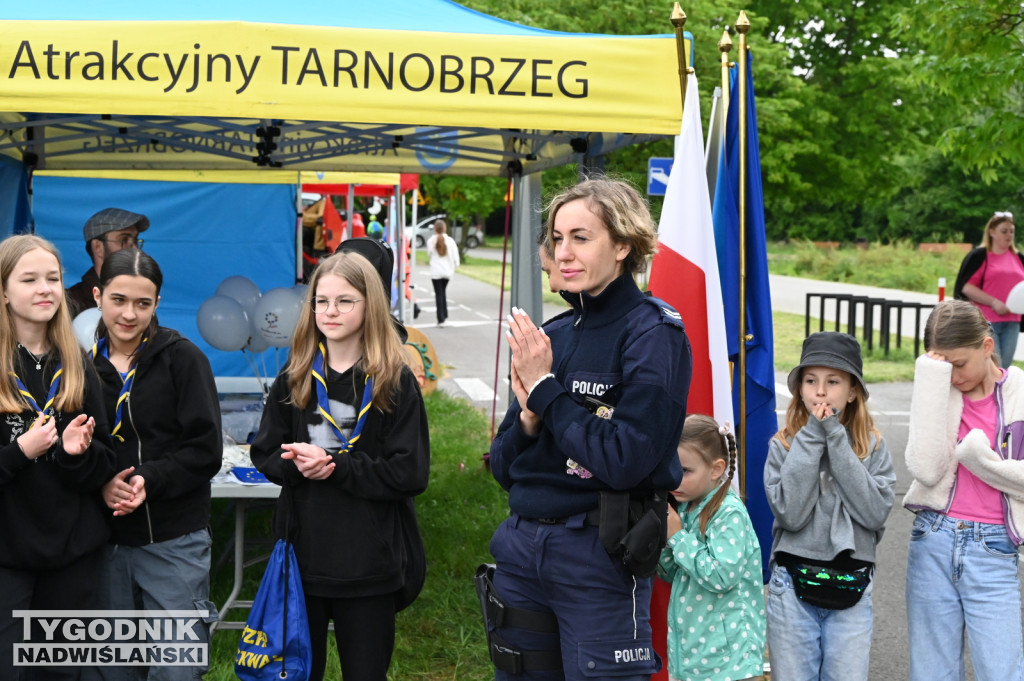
top-left (486, 178), bottom-right (692, 680)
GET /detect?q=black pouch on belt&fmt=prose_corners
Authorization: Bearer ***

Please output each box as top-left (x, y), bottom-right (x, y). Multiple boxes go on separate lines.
top-left (597, 491), bottom-right (667, 578)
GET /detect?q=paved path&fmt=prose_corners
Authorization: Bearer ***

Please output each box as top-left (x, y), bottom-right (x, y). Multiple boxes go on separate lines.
top-left (410, 249), bottom-right (1019, 680)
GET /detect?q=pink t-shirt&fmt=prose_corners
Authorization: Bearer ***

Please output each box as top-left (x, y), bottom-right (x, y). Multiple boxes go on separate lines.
top-left (967, 250), bottom-right (1024, 323)
top-left (948, 386), bottom-right (1005, 524)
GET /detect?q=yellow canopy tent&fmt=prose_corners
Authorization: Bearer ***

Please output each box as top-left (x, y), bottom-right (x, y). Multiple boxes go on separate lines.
top-left (0, 0), bottom-right (682, 175)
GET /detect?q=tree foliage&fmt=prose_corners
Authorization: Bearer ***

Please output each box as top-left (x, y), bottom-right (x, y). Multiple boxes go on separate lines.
top-left (444, 0), bottom-right (1024, 242)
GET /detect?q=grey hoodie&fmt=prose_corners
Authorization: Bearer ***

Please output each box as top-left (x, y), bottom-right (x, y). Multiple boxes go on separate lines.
top-left (764, 412), bottom-right (896, 566)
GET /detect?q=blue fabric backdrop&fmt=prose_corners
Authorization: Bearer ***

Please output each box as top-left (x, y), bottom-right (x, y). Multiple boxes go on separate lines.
top-left (32, 176), bottom-right (296, 380)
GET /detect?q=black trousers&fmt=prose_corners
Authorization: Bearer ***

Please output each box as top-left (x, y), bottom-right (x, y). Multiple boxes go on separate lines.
top-left (431, 278), bottom-right (450, 323)
top-left (304, 591), bottom-right (396, 681)
top-left (0, 547), bottom-right (107, 680)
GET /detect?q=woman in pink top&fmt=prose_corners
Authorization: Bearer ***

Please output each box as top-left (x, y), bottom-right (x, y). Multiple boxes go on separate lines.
top-left (954, 211), bottom-right (1024, 368)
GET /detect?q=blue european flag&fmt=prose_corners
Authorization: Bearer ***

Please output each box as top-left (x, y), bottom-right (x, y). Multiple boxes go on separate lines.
top-left (712, 50), bottom-right (776, 582)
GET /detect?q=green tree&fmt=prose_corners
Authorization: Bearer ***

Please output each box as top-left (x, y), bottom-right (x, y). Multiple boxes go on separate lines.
top-left (892, 1), bottom-right (1024, 180)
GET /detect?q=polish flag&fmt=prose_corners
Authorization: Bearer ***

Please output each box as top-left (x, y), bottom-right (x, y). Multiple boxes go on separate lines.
top-left (649, 71), bottom-right (734, 428)
top-left (646, 71), bottom-right (734, 681)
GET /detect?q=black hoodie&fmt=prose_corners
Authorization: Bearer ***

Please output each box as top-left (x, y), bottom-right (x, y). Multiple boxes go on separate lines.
top-left (92, 327), bottom-right (222, 546)
top-left (251, 363), bottom-right (429, 598)
top-left (0, 347), bottom-right (117, 569)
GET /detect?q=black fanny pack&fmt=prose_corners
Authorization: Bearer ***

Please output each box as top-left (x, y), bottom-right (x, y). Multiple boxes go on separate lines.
top-left (787, 562), bottom-right (871, 610)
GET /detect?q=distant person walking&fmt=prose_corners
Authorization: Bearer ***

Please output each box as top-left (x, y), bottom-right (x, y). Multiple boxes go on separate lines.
top-left (427, 219), bottom-right (459, 327)
top-left (954, 211), bottom-right (1024, 368)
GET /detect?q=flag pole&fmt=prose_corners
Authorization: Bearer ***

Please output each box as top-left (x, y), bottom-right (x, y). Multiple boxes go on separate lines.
top-left (735, 11), bottom-right (751, 499)
top-left (718, 30), bottom-right (732, 152)
top-left (671, 4), bottom-right (689, 117)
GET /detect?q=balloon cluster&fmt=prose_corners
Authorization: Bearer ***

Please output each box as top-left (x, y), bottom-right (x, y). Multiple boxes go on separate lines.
top-left (197, 276), bottom-right (307, 353)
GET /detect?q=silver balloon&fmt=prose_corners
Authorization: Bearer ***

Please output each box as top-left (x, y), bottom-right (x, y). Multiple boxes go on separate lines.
top-left (197, 296), bottom-right (249, 352)
top-left (254, 287), bottom-right (303, 348)
top-left (216, 276), bottom-right (261, 317)
top-left (72, 308), bottom-right (102, 350)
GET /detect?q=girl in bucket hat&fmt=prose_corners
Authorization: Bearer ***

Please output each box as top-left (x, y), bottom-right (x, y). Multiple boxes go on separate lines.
top-left (764, 331), bottom-right (896, 681)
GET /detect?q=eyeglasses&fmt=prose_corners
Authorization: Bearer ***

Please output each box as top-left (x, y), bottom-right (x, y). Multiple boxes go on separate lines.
top-left (995, 211), bottom-right (1014, 219)
top-left (102, 235), bottom-right (143, 249)
top-left (311, 297), bottom-right (363, 314)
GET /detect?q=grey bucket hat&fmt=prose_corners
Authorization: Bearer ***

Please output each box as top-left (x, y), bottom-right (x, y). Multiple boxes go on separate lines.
top-left (83, 208), bottom-right (150, 242)
top-left (787, 331), bottom-right (869, 399)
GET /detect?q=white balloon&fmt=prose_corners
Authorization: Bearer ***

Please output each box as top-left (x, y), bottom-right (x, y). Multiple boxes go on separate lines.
top-left (1008, 281), bottom-right (1024, 314)
top-left (216, 276), bottom-right (261, 315)
top-left (197, 296), bottom-right (249, 352)
top-left (73, 308), bottom-right (102, 351)
top-left (254, 287), bottom-right (303, 348)
top-left (245, 312), bottom-right (270, 353)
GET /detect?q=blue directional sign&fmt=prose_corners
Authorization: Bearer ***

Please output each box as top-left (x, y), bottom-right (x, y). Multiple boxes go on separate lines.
top-left (647, 157), bottom-right (674, 196)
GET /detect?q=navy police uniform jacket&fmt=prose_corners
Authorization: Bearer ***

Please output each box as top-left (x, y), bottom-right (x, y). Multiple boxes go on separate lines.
top-left (490, 273), bottom-right (692, 519)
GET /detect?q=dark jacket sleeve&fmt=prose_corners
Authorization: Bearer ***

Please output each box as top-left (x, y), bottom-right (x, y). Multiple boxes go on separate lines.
top-left (53, 364), bottom-right (118, 491)
top-left (327, 368), bottom-right (430, 500)
top-left (527, 319), bottom-right (691, 490)
top-left (954, 247), bottom-right (987, 301)
top-left (133, 342), bottom-right (222, 499)
top-left (250, 373), bottom-right (304, 486)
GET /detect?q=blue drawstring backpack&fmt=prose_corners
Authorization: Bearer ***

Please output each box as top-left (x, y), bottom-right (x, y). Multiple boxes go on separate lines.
top-left (235, 539), bottom-right (312, 681)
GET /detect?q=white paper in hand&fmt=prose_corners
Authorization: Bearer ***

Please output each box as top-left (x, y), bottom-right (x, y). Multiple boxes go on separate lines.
top-left (1006, 281), bottom-right (1024, 314)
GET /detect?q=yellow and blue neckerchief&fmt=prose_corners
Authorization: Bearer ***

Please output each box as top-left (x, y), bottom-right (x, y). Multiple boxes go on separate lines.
top-left (313, 341), bottom-right (373, 454)
top-left (10, 361), bottom-right (61, 426)
top-left (90, 336), bottom-right (148, 442)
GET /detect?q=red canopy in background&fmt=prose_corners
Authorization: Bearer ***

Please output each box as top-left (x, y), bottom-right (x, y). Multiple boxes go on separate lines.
top-left (303, 173), bottom-right (418, 251)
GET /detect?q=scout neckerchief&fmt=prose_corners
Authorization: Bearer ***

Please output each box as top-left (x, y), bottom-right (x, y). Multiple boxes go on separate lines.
top-left (10, 351), bottom-right (61, 425)
top-left (312, 341), bottom-right (373, 454)
top-left (90, 336), bottom-right (148, 442)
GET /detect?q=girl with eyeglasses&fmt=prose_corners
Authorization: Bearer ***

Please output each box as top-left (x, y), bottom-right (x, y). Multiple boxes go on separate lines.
top-left (251, 250), bottom-right (429, 681)
top-left (0, 234), bottom-right (115, 680)
top-left (954, 210), bottom-right (1024, 369)
top-left (90, 249), bottom-right (222, 681)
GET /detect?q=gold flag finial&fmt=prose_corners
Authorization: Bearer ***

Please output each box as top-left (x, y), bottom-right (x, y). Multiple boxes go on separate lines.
top-left (718, 29), bottom-right (733, 53)
top-left (671, 3), bottom-right (687, 28)
top-left (735, 11), bottom-right (751, 34)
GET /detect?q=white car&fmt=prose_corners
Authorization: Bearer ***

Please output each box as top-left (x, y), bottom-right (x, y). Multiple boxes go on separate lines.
top-left (407, 214), bottom-right (484, 249)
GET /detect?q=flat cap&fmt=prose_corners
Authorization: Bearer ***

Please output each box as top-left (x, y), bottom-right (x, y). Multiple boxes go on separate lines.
top-left (83, 208), bottom-right (150, 242)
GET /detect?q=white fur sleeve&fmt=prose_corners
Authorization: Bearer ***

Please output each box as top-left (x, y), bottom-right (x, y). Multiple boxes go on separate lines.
top-left (956, 429), bottom-right (1024, 500)
top-left (906, 355), bottom-right (960, 487)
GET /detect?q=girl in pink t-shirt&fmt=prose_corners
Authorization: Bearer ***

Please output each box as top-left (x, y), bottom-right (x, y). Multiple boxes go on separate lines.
top-left (904, 299), bottom-right (1024, 681)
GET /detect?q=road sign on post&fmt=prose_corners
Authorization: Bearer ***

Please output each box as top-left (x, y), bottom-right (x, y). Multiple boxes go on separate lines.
top-left (647, 157), bottom-right (674, 196)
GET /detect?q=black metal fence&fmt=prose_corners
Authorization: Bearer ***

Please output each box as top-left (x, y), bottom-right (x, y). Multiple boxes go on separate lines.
top-left (804, 293), bottom-right (934, 357)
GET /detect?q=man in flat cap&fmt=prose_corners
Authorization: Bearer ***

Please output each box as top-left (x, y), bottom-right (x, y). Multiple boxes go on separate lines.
top-left (66, 208), bottom-right (149, 315)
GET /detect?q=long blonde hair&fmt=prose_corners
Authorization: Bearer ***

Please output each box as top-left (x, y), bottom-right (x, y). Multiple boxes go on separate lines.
top-left (680, 414), bottom-right (738, 536)
top-left (775, 368), bottom-right (878, 460)
top-left (286, 251), bottom-right (407, 411)
top-left (0, 235), bottom-right (85, 413)
top-left (925, 299), bottom-right (1000, 366)
top-left (433, 219), bottom-right (448, 257)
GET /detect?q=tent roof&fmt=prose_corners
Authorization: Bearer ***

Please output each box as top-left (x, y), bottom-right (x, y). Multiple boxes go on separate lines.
top-left (6, 0), bottom-right (566, 36)
top-left (0, 0), bottom-right (683, 176)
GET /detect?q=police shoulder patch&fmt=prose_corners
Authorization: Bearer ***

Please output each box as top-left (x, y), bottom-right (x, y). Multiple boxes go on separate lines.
top-left (641, 295), bottom-right (685, 330)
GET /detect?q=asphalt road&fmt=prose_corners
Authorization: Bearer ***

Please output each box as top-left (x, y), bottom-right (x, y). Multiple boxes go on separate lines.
top-left (406, 249), bottom-right (1020, 680)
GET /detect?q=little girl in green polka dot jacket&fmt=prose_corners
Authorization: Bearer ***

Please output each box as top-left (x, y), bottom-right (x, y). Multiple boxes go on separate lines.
top-left (656, 414), bottom-right (766, 681)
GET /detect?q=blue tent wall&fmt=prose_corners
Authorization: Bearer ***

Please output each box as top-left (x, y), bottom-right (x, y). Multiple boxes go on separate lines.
top-left (32, 176), bottom-right (296, 379)
top-left (0, 157), bottom-right (33, 234)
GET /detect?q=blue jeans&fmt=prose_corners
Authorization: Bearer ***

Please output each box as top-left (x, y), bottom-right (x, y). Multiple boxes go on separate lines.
top-left (100, 530), bottom-right (218, 681)
top-left (766, 563), bottom-right (874, 681)
top-left (906, 510), bottom-right (1024, 681)
top-left (991, 321), bottom-right (1020, 369)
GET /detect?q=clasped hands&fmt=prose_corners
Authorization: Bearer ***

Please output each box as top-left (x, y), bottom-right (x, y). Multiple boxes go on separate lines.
top-left (505, 307), bottom-right (553, 436)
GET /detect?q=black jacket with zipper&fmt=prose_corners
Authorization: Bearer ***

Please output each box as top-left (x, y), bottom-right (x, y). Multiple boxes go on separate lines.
top-left (92, 327), bottom-right (222, 546)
